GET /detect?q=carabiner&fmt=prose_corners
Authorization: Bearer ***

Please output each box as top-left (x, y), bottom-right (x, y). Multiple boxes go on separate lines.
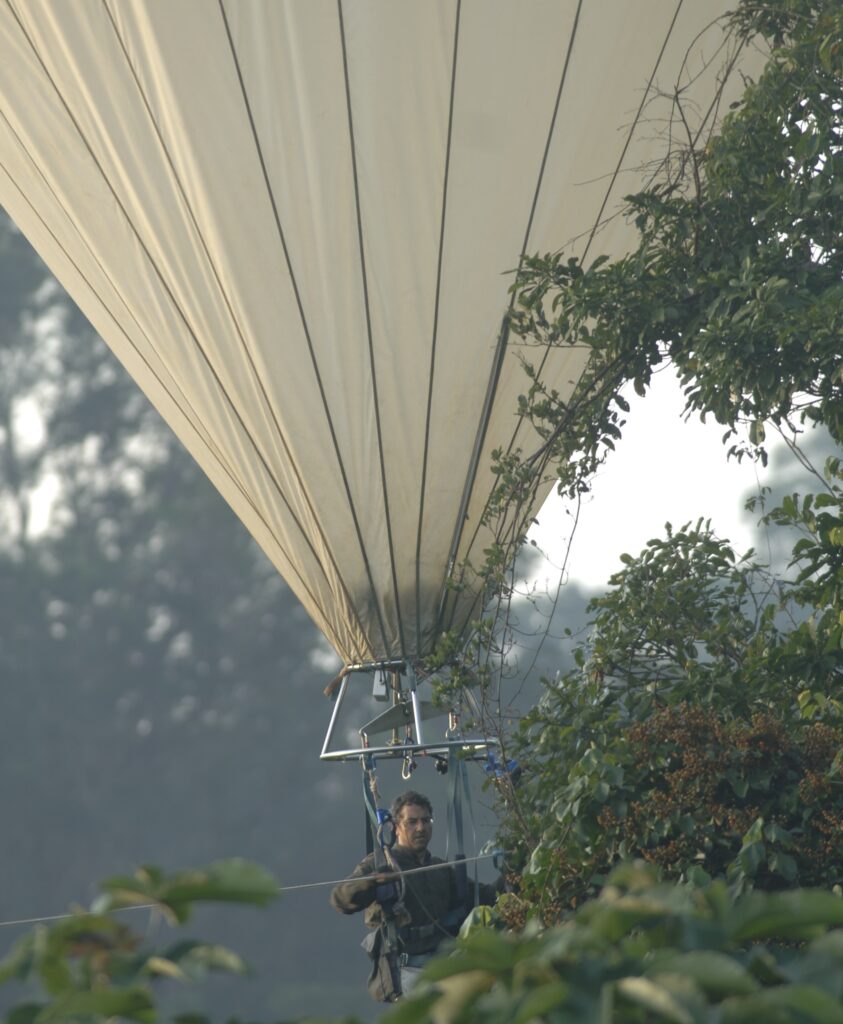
top-left (401, 753), bottom-right (417, 780)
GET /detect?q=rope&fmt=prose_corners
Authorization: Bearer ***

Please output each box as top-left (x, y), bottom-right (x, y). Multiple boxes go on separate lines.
top-left (0, 854), bottom-right (495, 930)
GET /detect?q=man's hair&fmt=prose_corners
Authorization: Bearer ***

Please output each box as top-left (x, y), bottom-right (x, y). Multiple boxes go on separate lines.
top-left (390, 790), bottom-right (433, 821)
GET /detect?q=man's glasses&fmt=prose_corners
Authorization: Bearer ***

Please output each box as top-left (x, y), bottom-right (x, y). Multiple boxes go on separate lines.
top-left (400, 816), bottom-right (433, 827)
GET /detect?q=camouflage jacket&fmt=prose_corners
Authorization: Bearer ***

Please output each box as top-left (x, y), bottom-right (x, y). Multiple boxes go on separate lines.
top-left (330, 844), bottom-right (463, 952)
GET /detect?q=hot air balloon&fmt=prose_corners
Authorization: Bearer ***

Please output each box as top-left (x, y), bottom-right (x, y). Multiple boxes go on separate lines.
top-left (0, 1), bottom-right (760, 761)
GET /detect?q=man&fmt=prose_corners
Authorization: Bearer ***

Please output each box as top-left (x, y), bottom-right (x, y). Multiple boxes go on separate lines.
top-left (330, 790), bottom-right (496, 1002)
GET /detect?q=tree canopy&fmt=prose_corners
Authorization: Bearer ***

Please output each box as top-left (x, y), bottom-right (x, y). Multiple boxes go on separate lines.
top-left (484, 0), bottom-right (843, 913)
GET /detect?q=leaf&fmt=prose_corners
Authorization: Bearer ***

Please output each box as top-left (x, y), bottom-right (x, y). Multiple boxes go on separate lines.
top-left (162, 941), bottom-right (248, 976)
top-left (813, 930), bottom-right (843, 956)
top-left (727, 772), bottom-right (749, 798)
top-left (616, 976), bottom-right (699, 1024)
top-left (0, 935), bottom-right (36, 984)
top-left (382, 989), bottom-right (439, 1024)
top-left (426, 971), bottom-right (495, 1024)
top-left (97, 860), bottom-right (279, 924)
top-left (514, 981), bottom-right (570, 1024)
top-left (580, 895), bottom-right (673, 943)
top-left (685, 865), bottom-right (712, 888)
top-left (720, 984), bottom-right (843, 1024)
top-left (731, 891), bottom-right (843, 942)
top-left (737, 840), bottom-right (766, 878)
top-left (764, 823), bottom-right (794, 847)
top-left (144, 955), bottom-right (186, 980)
top-left (459, 905), bottom-right (495, 938)
top-left (33, 987), bottom-right (154, 1023)
top-left (646, 952), bottom-right (759, 997)
top-left (769, 852), bottom-right (798, 882)
top-left (5, 1004), bottom-right (45, 1024)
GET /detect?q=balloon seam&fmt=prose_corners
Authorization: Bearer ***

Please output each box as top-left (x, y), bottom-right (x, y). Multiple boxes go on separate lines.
top-left (104, 0), bottom-right (373, 661)
top-left (414, 0), bottom-right (462, 659)
top-left (217, 0), bottom-right (389, 662)
top-left (3, 0), bottom-right (362, 660)
top-left (454, 0), bottom-right (686, 620)
top-left (437, 0), bottom-right (585, 638)
top-left (337, 0), bottom-right (408, 660)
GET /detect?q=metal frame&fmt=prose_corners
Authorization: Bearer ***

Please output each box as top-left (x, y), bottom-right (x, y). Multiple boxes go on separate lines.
top-left (319, 664), bottom-right (497, 762)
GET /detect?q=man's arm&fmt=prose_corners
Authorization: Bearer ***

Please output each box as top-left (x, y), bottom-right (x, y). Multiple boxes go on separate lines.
top-left (329, 854), bottom-right (397, 915)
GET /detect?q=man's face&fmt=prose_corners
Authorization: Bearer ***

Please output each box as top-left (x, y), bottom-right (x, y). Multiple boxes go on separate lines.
top-left (395, 803), bottom-right (433, 852)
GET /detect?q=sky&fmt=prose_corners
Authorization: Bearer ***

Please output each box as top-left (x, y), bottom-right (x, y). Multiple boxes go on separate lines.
top-left (527, 366), bottom-right (784, 591)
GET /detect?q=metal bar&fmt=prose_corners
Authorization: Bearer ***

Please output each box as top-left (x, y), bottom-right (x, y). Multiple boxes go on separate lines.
top-left (390, 670), bottom-right (400, 746)
top-left (344, 658), bottom-right (406, 674)
top-left (320, 737), bottom-right (498, 762)
top-left (320, 673), bottom-right (350, 759)
top-left (408, 670), bottom-right (425, 748)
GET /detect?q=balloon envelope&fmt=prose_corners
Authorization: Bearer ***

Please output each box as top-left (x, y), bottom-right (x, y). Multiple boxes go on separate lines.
top-left (0, 1), bottom-right (758, 664)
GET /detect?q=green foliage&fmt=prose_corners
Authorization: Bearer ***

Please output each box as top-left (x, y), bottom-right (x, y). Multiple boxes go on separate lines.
top-left (391, 865), bottom-right (843, 1024)
top-left (509, 0), bottom-right (843, 496)
top-left (761, 456), bottom-right (843, 668)
top-left (457, 0), bottom-right (843, 930)
top-left (0, 861), bottom-right (282, 1024)
top-left (93, 860), bottom-right (279, 926)
top-left (499, 499), bottom-right (843, 917)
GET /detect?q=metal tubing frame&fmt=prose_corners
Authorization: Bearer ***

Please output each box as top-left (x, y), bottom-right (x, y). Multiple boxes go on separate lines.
top-left (408, 668), bottom-right (426, 748)
top-left (319, 663), bottom-right (497, 763)
top-left (320, 737), bottom-right (497, 762)
top-left (320, 673), bottom-right (350, 759)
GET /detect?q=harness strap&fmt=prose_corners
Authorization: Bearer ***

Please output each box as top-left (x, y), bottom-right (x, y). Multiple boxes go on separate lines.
top-left (361, 755), bottom-right (404, 998)
top-left (399, 904), bottom-right (465, 947)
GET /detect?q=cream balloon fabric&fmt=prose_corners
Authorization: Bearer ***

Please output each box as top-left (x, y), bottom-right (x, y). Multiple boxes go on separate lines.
top-left (0, 0), bottom-right (759, 664)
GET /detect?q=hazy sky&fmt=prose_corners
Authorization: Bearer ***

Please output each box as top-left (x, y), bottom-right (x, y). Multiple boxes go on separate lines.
top-left (528, 367), bottom-right (784, 590)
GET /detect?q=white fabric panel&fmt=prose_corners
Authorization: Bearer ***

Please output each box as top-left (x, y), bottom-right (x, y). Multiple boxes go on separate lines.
top-left (0, 0), bottom-right (373, 660)
top-left (0, 0), bottom-right (760, 665)
top-left (332, 0), bottom-right (454, 655)
top-left (444, 0), bottom-right (760, 636)
top-left (422, 0), bottom-right (580, 639)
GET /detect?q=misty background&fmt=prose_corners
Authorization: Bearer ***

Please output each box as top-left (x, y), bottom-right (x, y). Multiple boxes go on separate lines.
top-left (0, 209), bottom-right (596, 1021)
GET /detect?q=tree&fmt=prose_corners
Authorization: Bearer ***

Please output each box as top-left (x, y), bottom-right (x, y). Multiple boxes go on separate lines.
top-left (481, 0), bottom-right (843, 918)
top-left (500, 519), bottom-right (843, 920)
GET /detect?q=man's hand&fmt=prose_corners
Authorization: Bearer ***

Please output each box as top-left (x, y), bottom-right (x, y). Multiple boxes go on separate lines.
top-left (373, 873), bottom-right (401, 907)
